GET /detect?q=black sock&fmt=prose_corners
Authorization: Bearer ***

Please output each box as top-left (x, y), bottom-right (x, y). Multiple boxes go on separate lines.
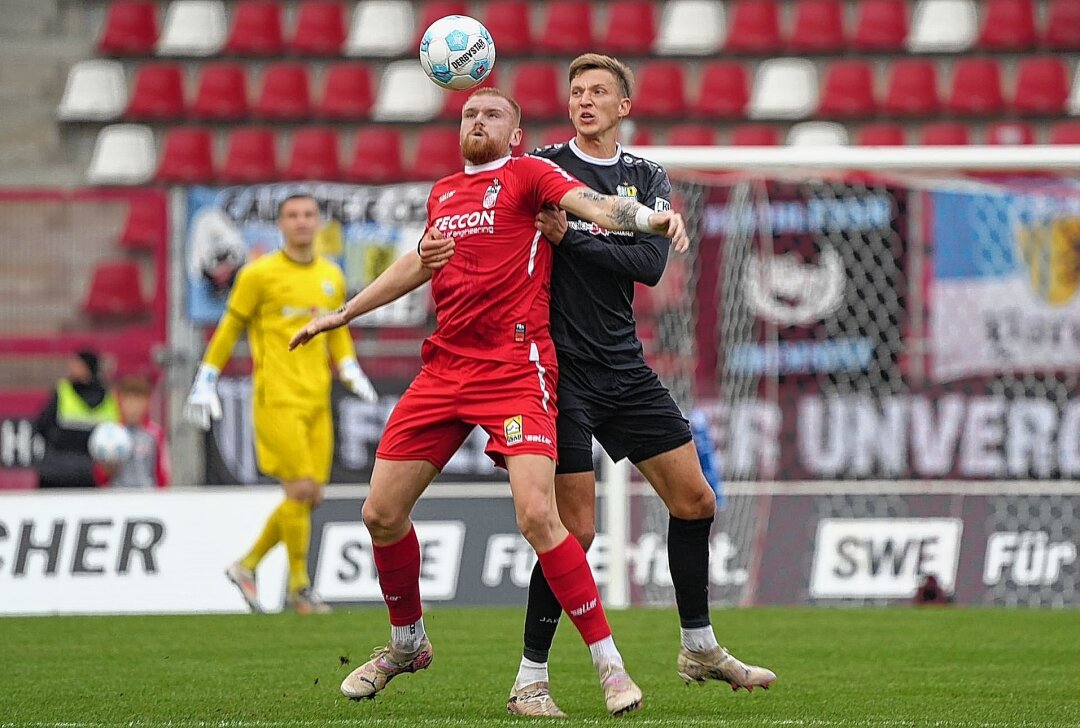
top-left (668, 514), bottom-right (714, 629)
top-left (522, 559), bottom-right (563, 663)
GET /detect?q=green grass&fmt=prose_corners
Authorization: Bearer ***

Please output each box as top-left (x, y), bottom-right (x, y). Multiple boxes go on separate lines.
top-left (2, 607), bottom-right (1079, 727)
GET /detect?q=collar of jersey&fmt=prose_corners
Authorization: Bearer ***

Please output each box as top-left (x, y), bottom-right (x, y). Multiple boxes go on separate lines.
top-left (464, 155), bottom-right (512, 175)
top-left (569, 138), bottom-right (622, 166)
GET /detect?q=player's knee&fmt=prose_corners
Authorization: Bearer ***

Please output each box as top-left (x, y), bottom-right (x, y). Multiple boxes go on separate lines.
top-left (515, 501), bottom-right (558, 548)
top-left (362, 501), bottom-right (406, 540)
top-left (670, 483), bottom-right (716, 521)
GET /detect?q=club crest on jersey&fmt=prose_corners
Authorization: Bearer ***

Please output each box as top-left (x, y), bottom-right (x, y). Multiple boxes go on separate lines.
top-left (617, 184), bottom-right (637, 198)
top-left (483, 178), bottom-right (502, 209)
top-left (504, 415), bottom-right (523, 446)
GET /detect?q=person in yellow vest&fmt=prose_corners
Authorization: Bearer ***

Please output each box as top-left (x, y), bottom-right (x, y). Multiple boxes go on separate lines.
top-left (34, 349), bottom-right (119, 488)
top-left (184, 192), bottom-right (377, 615)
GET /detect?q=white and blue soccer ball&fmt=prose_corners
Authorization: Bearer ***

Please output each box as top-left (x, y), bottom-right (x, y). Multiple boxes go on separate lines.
top-left (89, 422), bottom-right (133, 464)
top-left (419, 15), bottom-right (495, 91)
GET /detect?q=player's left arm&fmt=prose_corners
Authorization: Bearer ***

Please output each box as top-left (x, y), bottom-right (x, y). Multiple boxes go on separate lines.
top-left (558, 186), bottom-right (689, 252)
top-left (326, 268), bottom-right (378, 402)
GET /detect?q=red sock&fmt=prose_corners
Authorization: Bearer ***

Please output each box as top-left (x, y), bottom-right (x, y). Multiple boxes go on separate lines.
top-left (372, 526), bottom-right (422, 626)
top-left (537, 535), bottom-right (612, 644)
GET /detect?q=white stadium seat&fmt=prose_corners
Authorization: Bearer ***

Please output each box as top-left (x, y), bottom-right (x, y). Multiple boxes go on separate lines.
top-left (57, 60), bottom-right (127, 121)
top-left (787, 121), bottom-right (850, 146)
top-left (655, 0), bottom-right (726, 55)
top-left (345, 0), bottom-right (415, 57)
top-left (749, 58), bottom-right (818, 120)
top-left (86, 124), bottom-right (157, 185)
top-left (372, 61), bottom-right (442, 121)
top-left (157, 0), bottom-right (227, 56)
top-left (907, 0), bottom-right (976, 53)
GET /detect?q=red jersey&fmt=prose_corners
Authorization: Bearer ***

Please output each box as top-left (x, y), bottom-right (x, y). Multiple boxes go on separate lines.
top-left (424, 154), bottom-right (583, 364)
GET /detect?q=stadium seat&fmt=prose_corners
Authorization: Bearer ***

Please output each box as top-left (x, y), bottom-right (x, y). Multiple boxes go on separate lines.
top-left (919, 122), bottom-right (970, 145)
top-left (986, 122), bottom-right (1034, 145)
top-left (157, 127), bottom-right (215, 183)
top-left (789, 0), bottom-right (846, 53)
top-left (1013, 57), bottom-right (1068, 115)
top-left (119, 198), bottom-right (167, 251)
top-left (156, 0), bottom-right (226, 56)
top-left (225, 0), bottom-right (285, 55)
top-left (284, 127), bottom-right (341, 180)
top-left (1045, 0), bottom-right (1080, 50)
top-left (317, 63), bottom-right (375, 119)
top-left (627, 126), bottom-right (654, 145)
top-left (83, 261), bottom-right (148, 318)
top-left (57, 60), bottom-right (127, 121)
top-left (191, 63), bottom-right (249, 120)
top-left (482, 0), bottom-right (532, 57)
top-left (410, 127), bottom-right (462, 180)
top-left (655, 0), bottom-right (726, 55)
top-left (372, 61), bottom-right (442, 121)
top-left (346, 127), bottom-right (404, 183)
top-left (254, 63), bottom-right (311, 120)
top-left (601, 0), bottom-right (656, 54)
top-left (87, 124), bottom-right (157, 185)
top-left (440, 70), bottom-right (498, 119)
top-left (748, 58), bottom-right (818, 119)
top-left (693, 61), bottom-right (749, 118)
top-left (345, 0), bottom-right (414, 57)
top-left (1049, 121), bottom-right (1080, 144)
top-left (856, 123), bottom-right (906, 146)
top-left (725, 0), bottom-right (782, 54)
top-left (907, 0), bottom-right (976, 52)
top-left (98, 1), bottom-right (159, 55)
top-left (817, 60), bottom-right (876, 118)
top-left (220, 127), bottom-right (278, 182)
top-left (852, 0), bottom-right (907, 51)
top-left (538, 0), bottom-right (594, 54)
top-left (947, 58), bottom-right (1004, 115)
top-left (290, 0), bottom-right (347, 55)
top-left (977, 0), bottom-right (1036, 50)
top-left (787, 121), bottom-right (849, 146)
top-left (633, 62), bottom-right (687, 119)
top-left (667, 124), bottom-right (716, 146)
top-left (512, 62), bottom-right (563, 119)
top-left (415, 1), bottom-right (468, 45)
top-left (126, 63), bottom-right (185, 120)
top-left (731, 124), bottom-right (780, 145)
top-left (883, 58), bottom-right (938, 116)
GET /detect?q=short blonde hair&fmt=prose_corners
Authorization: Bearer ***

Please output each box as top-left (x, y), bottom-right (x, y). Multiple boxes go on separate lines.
top-left (467, 87), bottom-right (522, 126)
top-left (568, 53), bottom-right (635, 99)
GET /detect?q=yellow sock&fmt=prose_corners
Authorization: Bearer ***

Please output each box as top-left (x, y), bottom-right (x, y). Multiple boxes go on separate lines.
top-left (240, 501), bottom-right (285, 571)
top-left (279, 498), bottom-right (312, 595)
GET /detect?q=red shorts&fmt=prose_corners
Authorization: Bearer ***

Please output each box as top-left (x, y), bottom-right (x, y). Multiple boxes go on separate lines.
top-left (377, 345), bottom-right (559, 470)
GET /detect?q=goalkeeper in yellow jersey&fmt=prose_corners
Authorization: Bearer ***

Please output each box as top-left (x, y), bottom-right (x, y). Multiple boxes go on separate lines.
top-left (184, 193), bottom-right (377, 615)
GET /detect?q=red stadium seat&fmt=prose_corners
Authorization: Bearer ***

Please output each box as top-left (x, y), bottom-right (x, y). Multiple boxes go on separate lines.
top-left (482, 0), bottom-right (532, 56)
top-left (346, 127), bottom-right (404, 183)
top-left (1045, 0), bottom-right (1080, 49)
top-left (1050, 122), bottom-right (1080, 145)
top-left (977, 0), bottom-right (1036, 50)
top-left (410, 127), bottom-right (462, 180)
top-left (226, 0), bottom-right (285, 56)
top-left (693, 61), bottom-right (749, 118)
top-left (191, 63), bottom-right (249, 121)
top-left (856, 123), bottom-right (906, 146)
top-left (852, 0), bottom-right (907, 51)
top-left (284, 127), bottom-right (341, 180)
top-left (986, 122), bottom-right (1034, 145)
top-left (919, 122), bottom-right (970, 146)
top-left (789, 0), bottom-right (846, 53)
top-left (731, 124), bottom-right (780, 145)
top-left (512, 62), bottom-right (563, 119)
top-left (947, 58), bottom-right (1004, 115)
top-left (883, 59), bottom-right (938, 116)
top-left (818, 60), bottom-right (876, 118)
top-left (119, 197), bottom-right (166, 251)
top-left (725, 0), bottom-right (782, 54)
top-left (601, 0), bottom-right (656, 53)
top-left (317, 63), bottom-right (374, 119)
top-left (126, 63), bottom-right (185, 120)
top-left (633, 62), bottom-right (687, 119)
top-left (254, 63), bottom-right (311, 120)
top-left (83, 260), bottom-right (147, 318)
top-left (415, 1), bottom-right (469, 44)
top-left (1013, 57), bottom-right (1068, 115)
top-left (220, 127), bottom-right (278, 183)
top-left (628, 127), bottom-right (654, 145)
top-left (98, 1), bottom-right (158, 55)
top-left (668, 124), bottom-right (716, 146)
top-left (290, 0), bottom-right (346, 55)
top-left (157, 127), bottom-right (215, 184)
top-left (538, 0), bottom-right (594, 54)
top-left (440, 70), bottom-right (498, 119)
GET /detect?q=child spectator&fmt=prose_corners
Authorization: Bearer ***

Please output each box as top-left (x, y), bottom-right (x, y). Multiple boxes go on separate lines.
top-left (94, 376), bottom-right (170, 488)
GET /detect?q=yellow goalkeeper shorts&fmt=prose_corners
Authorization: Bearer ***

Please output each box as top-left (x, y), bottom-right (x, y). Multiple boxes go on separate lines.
top-left (253, 404), bottom-right (333, 484)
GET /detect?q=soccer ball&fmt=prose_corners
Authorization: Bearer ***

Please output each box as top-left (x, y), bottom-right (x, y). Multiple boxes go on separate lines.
top-left (89, 422), bottom-right (133, 464)
top-left (419, 15), bottom-right (495, 90)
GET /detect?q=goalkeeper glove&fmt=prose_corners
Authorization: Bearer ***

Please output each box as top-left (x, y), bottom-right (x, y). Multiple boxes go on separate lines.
top-left (338, 358), bottom-right (377, 403)
top-left (184, 364), bottom-right (222, 431)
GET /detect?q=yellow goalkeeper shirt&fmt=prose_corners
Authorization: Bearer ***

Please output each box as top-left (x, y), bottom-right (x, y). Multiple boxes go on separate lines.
top-left (203, 250), bottom-right (354, 409)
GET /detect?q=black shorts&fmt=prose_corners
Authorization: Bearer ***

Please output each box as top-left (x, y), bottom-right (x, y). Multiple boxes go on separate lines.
top-left (555, 356), bottom-right (692, 474)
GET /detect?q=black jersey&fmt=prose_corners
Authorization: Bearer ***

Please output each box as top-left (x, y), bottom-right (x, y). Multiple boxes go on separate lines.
top-left (529, 139), bottom-right (673, 370)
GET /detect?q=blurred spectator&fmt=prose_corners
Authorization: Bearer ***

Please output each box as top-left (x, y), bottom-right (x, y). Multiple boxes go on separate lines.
top-left (94, 375), bottom-right (170, 489)
top-left (34, 350), bottom-right (119, 488)
top-left (912, 574), bottom-right (954, 605)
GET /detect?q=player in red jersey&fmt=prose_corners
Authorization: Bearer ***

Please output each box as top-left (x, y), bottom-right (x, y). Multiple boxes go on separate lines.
top-left (290, 87), bottom-right (687, 716)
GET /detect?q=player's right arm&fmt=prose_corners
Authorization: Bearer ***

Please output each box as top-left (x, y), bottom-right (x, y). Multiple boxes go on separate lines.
top-left (558, 187), bottom-right (689, 252)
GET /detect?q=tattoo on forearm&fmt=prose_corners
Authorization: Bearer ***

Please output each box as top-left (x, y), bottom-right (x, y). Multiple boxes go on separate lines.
top-left (579, 189), bottom-right (605, 202)
top-left (610, 198), bottom-right (638, 230)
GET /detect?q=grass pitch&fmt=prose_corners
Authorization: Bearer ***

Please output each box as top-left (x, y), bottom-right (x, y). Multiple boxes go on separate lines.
top-left (2, 607), bottom-right (1078, 727)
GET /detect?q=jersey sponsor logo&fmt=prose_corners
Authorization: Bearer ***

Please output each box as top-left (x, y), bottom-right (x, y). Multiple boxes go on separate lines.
top-left (504, 415), bottom-right (523, 446)
top-left (483, 178), bottom-right (503, 209)
top-left (617, 184), bottom-right (637, 198)
top-left (281, 305), bottom-right (335, 318)
top-left (432, 209), bottom-right (496, 237)
top-left (438, 189), bottom-right (456, 203)
top-left (567, 219), bottom-right (634, 237)
top-left (654, 197), bottom-right (671, 213)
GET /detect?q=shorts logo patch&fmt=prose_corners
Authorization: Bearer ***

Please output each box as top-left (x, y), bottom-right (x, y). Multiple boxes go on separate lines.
top-left (514, 323), bottom-right (526, 342)
top-left (504, 415), bottom-right (523, 446)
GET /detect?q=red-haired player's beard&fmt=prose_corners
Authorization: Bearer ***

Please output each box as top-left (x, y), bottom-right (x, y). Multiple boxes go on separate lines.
top-left (461, 130), bottom-right (508, 166)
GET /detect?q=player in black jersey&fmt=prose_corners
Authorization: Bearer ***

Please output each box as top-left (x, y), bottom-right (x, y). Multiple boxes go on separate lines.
top-left (420, 54), bottom-right (776, 717)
